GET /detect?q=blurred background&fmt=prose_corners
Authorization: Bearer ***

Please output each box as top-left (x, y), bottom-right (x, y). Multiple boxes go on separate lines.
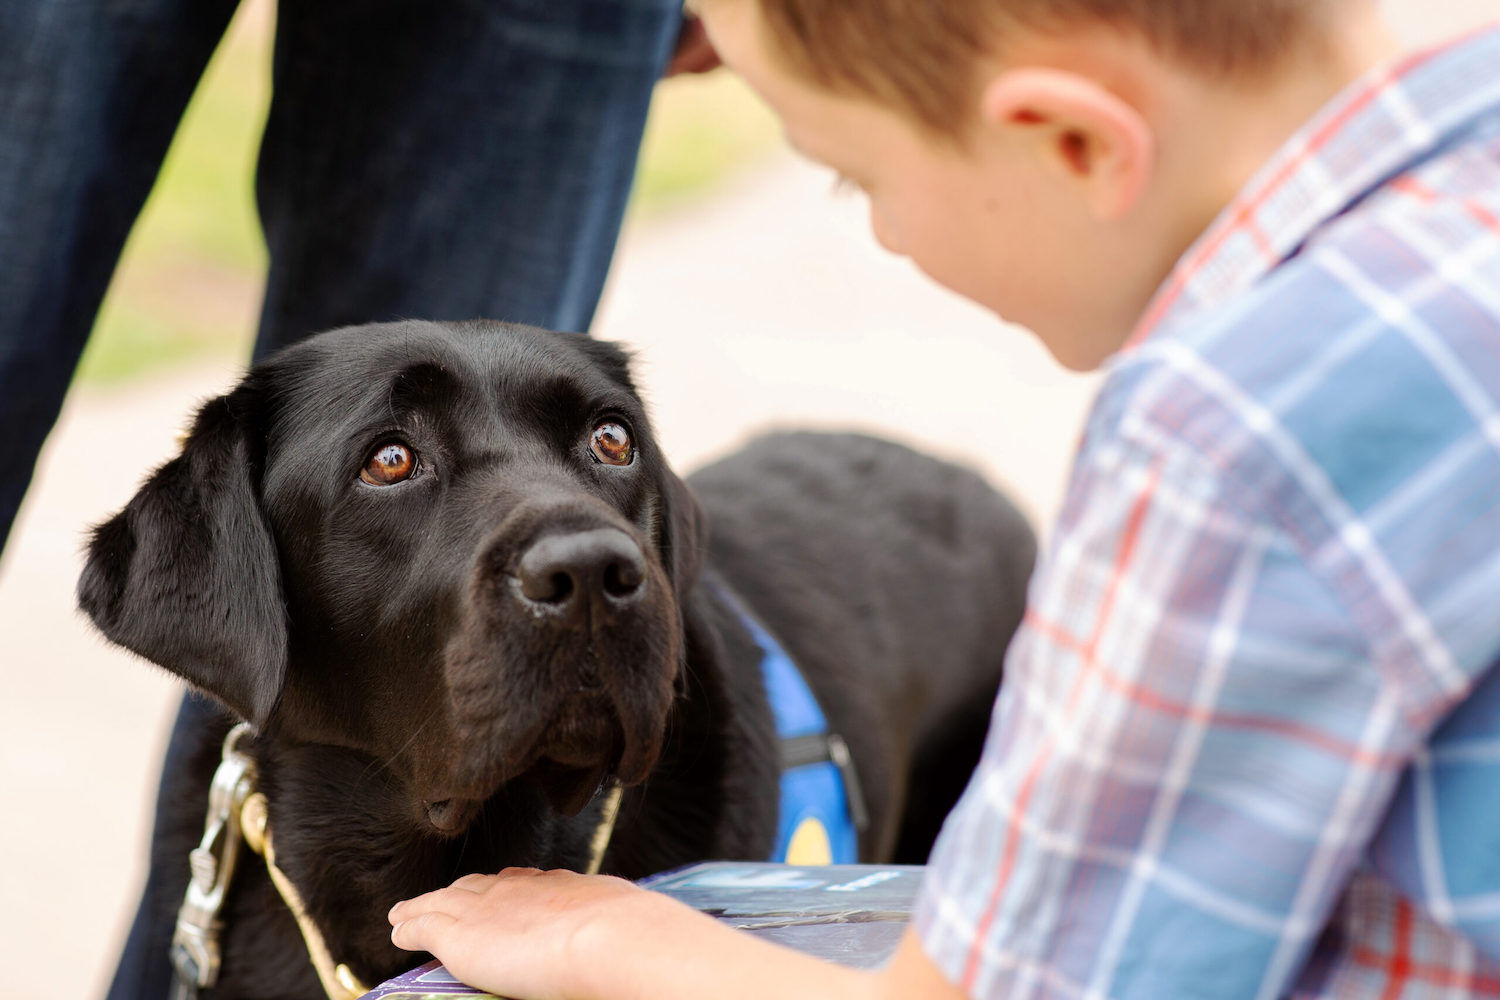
top-left (0, 1), bottom-right (1491, 996)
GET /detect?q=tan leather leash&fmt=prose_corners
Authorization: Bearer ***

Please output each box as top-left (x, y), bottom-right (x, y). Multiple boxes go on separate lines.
top-left (170, 722), bottom-right (624, 1000)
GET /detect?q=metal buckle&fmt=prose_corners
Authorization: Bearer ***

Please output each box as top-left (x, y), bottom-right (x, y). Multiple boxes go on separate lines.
top-left (827, 734), bottom-right (869, 832)
top-left (170, 722), bottom-right (258, 992)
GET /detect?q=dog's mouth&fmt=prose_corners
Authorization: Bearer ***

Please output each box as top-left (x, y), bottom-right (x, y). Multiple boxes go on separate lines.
top-left (427, 690), bottom-right (661, 834)
top-left (521, 756), bottom-right (616, 817)
top-left (517, 691), bottom-right (628, 816)
top-left (425, 756), bottom-right (615, 836)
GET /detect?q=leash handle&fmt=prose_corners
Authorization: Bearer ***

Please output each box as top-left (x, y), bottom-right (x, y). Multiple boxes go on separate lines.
top-left (167, 952), bottom-right (199, 1000)
top-left (170, 723), bottom-right (257, 994)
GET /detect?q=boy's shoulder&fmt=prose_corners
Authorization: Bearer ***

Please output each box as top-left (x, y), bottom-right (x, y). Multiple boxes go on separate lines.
top-left (1092, 120), bottom-right (1500, 532)
top-left (1051, 27), bottom-right (1500, 702)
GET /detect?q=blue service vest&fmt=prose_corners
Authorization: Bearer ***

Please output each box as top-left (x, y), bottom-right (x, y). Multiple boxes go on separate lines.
top-left (728, 599), bottom-right (865, 866)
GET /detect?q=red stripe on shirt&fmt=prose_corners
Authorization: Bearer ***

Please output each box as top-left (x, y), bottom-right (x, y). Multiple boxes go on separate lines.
top-left (1393, 174), bottom-right (1500, 234)
top-left (960, 460), bottom-right (1163, 992)
top-left (1025, 612), bottom-right (1406, 769)
top-left (1377, 899), bottom-right (1415, 1000)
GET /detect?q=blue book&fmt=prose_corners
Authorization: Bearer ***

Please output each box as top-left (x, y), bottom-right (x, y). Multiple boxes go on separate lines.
top-left (360, 862), bottom-right (923, 998)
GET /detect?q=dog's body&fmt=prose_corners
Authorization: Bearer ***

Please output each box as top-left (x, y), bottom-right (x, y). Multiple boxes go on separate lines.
top-left (83, 321), bottom-right (1033, 998)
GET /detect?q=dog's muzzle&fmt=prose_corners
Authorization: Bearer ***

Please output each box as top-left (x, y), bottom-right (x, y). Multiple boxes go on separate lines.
top-left (438, 518), bottom-right (680, 818)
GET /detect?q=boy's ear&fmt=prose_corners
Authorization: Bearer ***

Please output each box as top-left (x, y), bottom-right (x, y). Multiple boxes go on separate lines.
top-left (77, 385), bottom-right (288, 729)
top-left (981, 67), bottom-right (1155, 220)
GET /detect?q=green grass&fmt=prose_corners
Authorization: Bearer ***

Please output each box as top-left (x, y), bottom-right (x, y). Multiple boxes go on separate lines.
top-left (73, 0), bottom-right (270, 385)
top-left (634, 73), bottom-right (780, 216)
top-left (76, 1), bottom-right (778, 387)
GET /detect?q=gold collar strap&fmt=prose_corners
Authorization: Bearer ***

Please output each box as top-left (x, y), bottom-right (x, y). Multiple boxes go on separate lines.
top-left (240, 793), bottom-right (370, 1000)
top-left (585, 782), bottom-right (624, 875)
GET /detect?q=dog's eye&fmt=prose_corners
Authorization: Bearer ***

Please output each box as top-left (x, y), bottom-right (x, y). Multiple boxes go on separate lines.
top-left (361, 441), bottom-right (417, 486)
top-left (589, 421), bottom-right (633, 466)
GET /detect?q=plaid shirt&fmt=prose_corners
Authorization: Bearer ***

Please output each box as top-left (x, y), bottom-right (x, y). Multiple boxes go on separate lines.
top-left (916, 24), bottom-right (1500, 1000)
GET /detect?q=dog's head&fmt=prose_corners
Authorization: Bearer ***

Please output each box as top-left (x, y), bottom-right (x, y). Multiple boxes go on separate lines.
top-left (80, 320), bottom-right (707, 834)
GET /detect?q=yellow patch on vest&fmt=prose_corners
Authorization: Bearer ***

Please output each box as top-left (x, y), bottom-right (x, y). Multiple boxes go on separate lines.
top-left (784, 816), bottom-right (833, 866)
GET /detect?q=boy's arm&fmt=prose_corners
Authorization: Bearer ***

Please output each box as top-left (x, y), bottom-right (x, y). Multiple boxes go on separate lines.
top-left (389, 867), bottom-right (965, 1000)
top-left (909, 425), bottom-right (1431, 998)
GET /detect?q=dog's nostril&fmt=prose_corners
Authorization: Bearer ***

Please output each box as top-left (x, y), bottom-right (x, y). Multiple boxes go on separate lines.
top-left (602, 559), bottom-right (643, 599)
top-left (517, 561), bottom-right (576, 604)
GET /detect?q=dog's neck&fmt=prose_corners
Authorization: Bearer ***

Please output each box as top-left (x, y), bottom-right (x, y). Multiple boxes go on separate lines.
top-left (173, 730), bottom-right (628, 1000)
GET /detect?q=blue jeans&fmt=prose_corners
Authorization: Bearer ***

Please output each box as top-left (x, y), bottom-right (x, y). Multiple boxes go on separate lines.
top-left (0, 1), bottom-right (681, 996)
top-left (0, 0), bottom-right (680, 548)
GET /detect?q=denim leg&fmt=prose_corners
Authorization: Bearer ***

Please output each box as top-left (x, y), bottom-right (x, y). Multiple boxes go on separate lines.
top-left (253, 0), bottom-right (682, 355)
top-left (2, 7), bottom-right (239, 996)
top-left (105, 3), bottom-right (681, 998)
top-left (0, 0), bottom-right (239, 553)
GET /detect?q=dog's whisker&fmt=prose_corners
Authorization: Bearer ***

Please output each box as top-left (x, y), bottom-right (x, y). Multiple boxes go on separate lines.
top-left (456, 826), bottom-right (473, 874)
top-left (354, 702), bottom-right (443, 791)
top-left (378, 705), bottom-right (442, 774)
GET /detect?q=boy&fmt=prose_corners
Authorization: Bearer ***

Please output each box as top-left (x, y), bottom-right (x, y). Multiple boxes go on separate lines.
top-left (388, 2), bottom-right (1500, 997)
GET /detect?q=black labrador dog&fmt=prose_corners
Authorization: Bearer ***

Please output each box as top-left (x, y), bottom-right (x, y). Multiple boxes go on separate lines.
top-left (81, 320), bottom-right (1034, 998)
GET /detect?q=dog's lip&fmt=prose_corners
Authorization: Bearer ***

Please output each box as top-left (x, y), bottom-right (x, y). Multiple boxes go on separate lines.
top-left (612, 731), bottom-right (658, 787)
top-left (522, 706), bottom-right (627, 817)
top-left (424, 796), bottom-right (483, 836)
top-left (530, 690), bottom-right (626, 767)
top-left (522, 756), bottom-right (616, 817)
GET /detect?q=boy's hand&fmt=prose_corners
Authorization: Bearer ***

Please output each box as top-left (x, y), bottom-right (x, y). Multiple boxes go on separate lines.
top-left (665, 15), bottom-right (722, 77)
top-left (389, 868), bottom-right (898, 1000)
top-left (389, 867), bottom-right (658, 999)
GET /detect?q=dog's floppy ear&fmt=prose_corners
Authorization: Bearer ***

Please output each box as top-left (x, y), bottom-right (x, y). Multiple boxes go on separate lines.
top-left (78, 384), bottom-right (287, 728)
top-left (661, 468), bottom-right (708, 595)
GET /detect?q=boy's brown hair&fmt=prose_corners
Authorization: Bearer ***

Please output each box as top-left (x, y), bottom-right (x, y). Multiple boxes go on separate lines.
top-left (698, 0), bottom-right (1331, 135)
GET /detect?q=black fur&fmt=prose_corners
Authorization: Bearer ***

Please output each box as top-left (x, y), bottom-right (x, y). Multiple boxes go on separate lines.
top-left (80, 320), bottom-right (1034, 998)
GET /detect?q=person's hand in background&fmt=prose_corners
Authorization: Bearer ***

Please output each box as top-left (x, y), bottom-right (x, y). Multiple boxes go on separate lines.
top-left (666, 15), bottom-right (722, 76)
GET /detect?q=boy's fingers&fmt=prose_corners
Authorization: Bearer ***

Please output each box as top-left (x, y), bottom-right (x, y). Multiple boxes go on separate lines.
top-left (390, 910), bottom-right (459, 952)
top-left (496, 866), bottom-right (546, 877)
top-left (449, 872), bottom-right (498, 892)
top-left (389, 885), bottom-right (481, 925)
top-left (390, 868), bottom-right (556, 924)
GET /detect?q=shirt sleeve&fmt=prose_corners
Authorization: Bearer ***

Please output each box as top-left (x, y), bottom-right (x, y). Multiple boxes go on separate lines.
top-left (914, 422), bottom-right (1423, 1000)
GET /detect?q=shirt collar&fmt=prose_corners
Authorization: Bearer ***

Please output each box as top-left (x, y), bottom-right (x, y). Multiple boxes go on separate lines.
top-left (1124, 21), bottom-right (1500, 350)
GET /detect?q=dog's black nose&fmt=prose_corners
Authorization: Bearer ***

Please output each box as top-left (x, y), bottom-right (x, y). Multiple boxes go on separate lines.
top-left (516, 528), bottom-right (646, 612)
